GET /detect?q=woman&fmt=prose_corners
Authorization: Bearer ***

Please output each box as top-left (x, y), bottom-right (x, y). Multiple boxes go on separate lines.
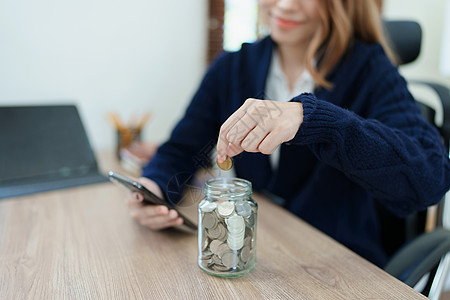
top-left (126, 0), bottom-right (450, 267)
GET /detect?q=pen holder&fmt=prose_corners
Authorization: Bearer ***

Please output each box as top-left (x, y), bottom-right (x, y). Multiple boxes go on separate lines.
top-left (116, 127), bottom-right (142, 159)
top-left (198, 178), bottom-right (257, 278)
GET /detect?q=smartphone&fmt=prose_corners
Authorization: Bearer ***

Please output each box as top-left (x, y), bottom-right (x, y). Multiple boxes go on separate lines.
top-left (108, 171), bottom-right (197, 230)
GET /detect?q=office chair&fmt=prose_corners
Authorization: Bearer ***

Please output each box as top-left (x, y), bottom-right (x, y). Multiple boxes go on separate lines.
top-left (381, 20), bottom-right (450, 299)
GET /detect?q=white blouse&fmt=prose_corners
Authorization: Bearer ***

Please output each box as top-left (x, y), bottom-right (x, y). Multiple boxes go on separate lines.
top-left (265, 49), bottom-right (315, 171)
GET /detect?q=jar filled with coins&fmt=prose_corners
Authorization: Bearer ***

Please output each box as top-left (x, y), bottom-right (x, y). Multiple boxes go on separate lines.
top-left (198, 177), bottom-right (257, 278)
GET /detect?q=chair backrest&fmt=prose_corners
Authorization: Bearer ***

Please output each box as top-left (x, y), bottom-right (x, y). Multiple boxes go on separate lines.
top-left (384, 20), bottom-right (422, 65)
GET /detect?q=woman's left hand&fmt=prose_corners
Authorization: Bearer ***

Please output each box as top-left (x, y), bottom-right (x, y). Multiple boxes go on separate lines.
top-left (217, 98), bottom-right (303, 163)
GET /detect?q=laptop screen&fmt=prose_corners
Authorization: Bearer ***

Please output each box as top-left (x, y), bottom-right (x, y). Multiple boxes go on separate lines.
top-left (0, 105), bottom-right (99, 183)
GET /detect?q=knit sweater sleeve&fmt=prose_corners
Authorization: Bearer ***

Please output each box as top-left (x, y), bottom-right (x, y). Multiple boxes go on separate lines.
top-left (289, 59), bottom-right (450, 217)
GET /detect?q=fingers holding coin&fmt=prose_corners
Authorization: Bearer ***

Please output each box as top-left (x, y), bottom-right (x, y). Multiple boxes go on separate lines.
top-left (217, 101), bottom-right (252, 163)
top-left (217, 98), bottom-right (304, 160)
top-left (217, 98), bottom-right (274, 161)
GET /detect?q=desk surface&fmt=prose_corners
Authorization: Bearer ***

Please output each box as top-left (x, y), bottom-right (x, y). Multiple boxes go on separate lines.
top-left (0, 154), bottom-right (426, 299)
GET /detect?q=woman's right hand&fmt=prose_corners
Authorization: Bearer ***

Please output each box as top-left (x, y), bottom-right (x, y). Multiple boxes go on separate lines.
top-left (125, 177), bottom-right (184, 230)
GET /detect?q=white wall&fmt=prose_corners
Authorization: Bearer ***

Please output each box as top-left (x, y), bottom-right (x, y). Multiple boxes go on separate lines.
top-left (0, 0), bottom-right (208, 151)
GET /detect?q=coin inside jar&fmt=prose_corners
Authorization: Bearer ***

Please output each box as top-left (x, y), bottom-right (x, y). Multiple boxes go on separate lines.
top-left (217, 156), bottom-right (233, 171)
top-left (203, 213), bottom-right (218, 229)
top-left (218, 202), bottom-right (235, 217)
top-left (235, 201), bottom-right (252, 218)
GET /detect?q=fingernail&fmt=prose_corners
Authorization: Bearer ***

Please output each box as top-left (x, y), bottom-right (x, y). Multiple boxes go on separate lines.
top-left (217, 155), bottom-right (225, 163)
top-left (169, 210), bottom-right (177, 219)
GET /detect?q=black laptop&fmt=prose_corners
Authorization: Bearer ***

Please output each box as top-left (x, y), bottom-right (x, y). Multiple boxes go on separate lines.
top-left (0, 105), bottom-right (108, 199)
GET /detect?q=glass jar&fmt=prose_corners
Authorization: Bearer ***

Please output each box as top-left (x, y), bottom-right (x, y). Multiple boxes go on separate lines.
top-left (198, 177), bottom-right (257, 278)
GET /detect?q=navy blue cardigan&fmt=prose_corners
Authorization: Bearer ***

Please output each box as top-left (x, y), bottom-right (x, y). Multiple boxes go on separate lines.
top-left (143, 37), bottom-right (450, 267)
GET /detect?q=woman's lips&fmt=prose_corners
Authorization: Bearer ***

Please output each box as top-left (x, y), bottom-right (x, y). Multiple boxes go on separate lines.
top-left (273, 16), bottom-right (302, 29)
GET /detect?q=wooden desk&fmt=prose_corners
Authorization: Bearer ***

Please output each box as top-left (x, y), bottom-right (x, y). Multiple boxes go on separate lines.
top-left (0, 155), bottom-right (426, 299)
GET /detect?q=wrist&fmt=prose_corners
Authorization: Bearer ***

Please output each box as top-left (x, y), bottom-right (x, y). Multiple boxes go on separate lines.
top-left (139, 177), bottom-right (164, 199)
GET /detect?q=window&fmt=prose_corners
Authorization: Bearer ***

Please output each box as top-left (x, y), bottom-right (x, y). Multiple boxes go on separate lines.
top-left (223, 0), bottom-right (258, 52)
top-left (207, 0), bottom-right (258, 64)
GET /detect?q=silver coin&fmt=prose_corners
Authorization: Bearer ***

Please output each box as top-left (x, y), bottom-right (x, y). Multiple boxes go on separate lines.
top-left (235, 201), bottom-right (252, 218)
top-left (203, 213), bottom-right (218, 229)
top-left (227, 236), bottom-right (244, 245)
top-left (227, 239), bottom-right (244, 251)
top-left (219, 223), bottom-right (227, 238)
top-left (228, 231), bottom-right (244, 239)
top-left (221, 251), bottom-right (238, 268)
top-left (227, 225), bottom-right (245, 250)
top-left (218, 202), bottom-right (235, 217)
top-left (227, 214), bottom-right (245, 230)
top-left (244, 236), bottom-right (251, 248)
top-left (227, 230), bottom-right (245, 240)
top-left (217, 226), bottom-right (228, 241)
top-left (217, 243), bottom-right (231, 258)
top-left (240, 246), bottom-right (250, 262)
top-left (202, 234), bottom-right (210, 251)
top-left (200, 201), bottom-right (217, 212)
top-left (200, 260), bottom-right (212, 267)
top-left (245, 214), bottom-right (256, 227)
top-left (201, 256), bottom-right (213, 264)
top-left (212, 254), bottom-right (222, 265)
top-left (227, 227), bottom-right (245, 235)
top-left (244, 251), bottom-right (255, 268)
top-left (208, 223), bottom-right (225, 239)
top-left (209, 240), bottom-right (223, 254)
top-left (212, 264), bottom-right (231, 272)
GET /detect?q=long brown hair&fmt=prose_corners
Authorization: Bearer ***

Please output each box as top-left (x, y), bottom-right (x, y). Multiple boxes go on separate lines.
top-left (306, 0), bottom-right (396, 89)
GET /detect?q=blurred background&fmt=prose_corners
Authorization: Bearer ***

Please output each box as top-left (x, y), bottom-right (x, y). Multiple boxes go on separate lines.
top-left (1, 0), bottom-right (450, 295)
top-left (1, 0), bottom-right (448, 152)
